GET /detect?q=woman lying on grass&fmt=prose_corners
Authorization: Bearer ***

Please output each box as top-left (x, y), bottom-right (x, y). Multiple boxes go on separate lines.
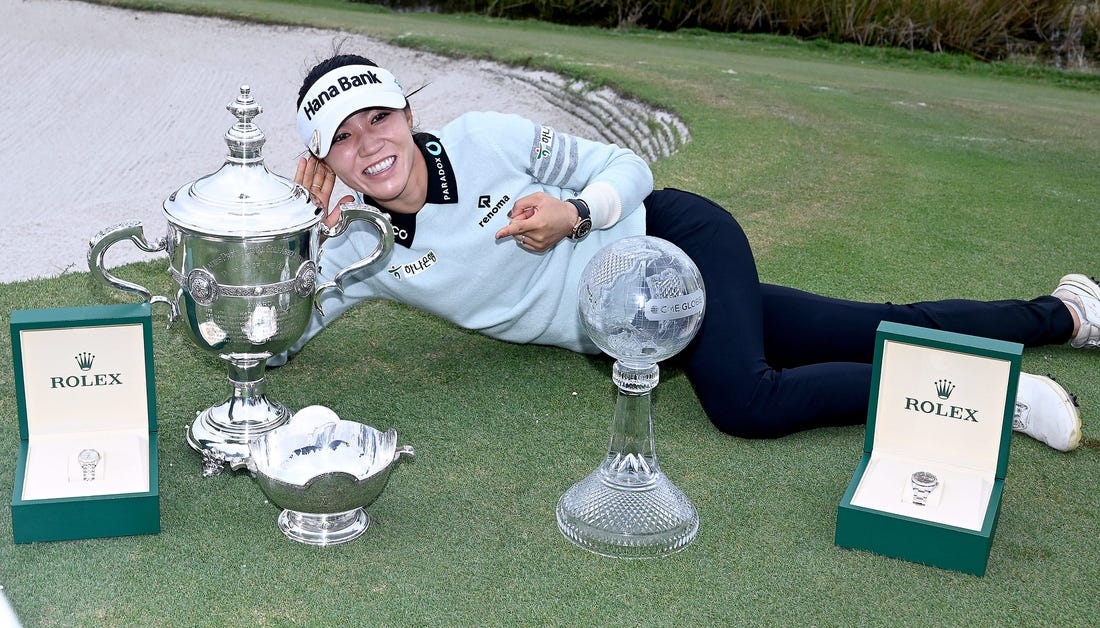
top-left (275, 52), bottom-right (1094, 452)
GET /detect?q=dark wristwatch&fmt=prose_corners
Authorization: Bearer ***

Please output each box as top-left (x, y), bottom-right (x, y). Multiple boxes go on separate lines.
top-left (565, 198), bottom-right (592, 240)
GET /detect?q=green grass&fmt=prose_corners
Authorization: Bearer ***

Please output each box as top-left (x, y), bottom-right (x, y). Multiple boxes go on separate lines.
top-left (2, 1), bottom-right (1100, 625)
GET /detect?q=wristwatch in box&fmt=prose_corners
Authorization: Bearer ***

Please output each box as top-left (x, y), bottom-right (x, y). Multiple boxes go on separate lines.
top-left (78, 449), bottom-right (101, 482)
top-left (910, 470), bottom-right (939, 506)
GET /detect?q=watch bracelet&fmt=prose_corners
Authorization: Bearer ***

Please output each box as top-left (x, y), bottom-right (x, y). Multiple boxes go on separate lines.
top-left (565, 197), bottom-right (590, 220)
top-left (565, 198), bottom-right (592, 240)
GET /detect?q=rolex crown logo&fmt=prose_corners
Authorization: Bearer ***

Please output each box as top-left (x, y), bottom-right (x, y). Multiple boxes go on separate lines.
top-left (934, 378), bottom-right (955, 399)
top-left (75, 352), bottom-right (95, 371)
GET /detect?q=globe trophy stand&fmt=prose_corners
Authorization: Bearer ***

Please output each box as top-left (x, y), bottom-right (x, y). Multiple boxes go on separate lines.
top-left (556, 361), bottom-right (699, 557)
top-left (556, 236), bottom-right (706, 558)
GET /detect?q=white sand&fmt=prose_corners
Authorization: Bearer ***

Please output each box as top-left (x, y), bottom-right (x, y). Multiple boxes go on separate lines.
top-left (1, 0), bottom-right (685, 284)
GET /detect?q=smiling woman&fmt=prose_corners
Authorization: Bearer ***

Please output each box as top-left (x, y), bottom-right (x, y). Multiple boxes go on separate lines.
top-left (272, 51), bottom-right (1093, 452)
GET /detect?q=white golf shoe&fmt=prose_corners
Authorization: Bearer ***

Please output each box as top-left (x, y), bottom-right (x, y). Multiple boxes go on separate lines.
top-left (1052, 274), bottom-right (1100, 349)
top-left (1013, 372), bottom-right (1081, 452)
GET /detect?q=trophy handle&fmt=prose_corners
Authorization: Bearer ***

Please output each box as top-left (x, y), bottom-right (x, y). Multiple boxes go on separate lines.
top-left (315, 202), bottom-right (395, 296)
top-left (395, 445), bottom-right (416, 463)
top-left (87, 220), bottom-right (179, 323)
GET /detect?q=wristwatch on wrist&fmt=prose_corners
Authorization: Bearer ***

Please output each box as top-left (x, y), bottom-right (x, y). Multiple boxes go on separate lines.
top-left (910, 470), bottom-right (939, 506)
top-left (565, 198), bottom-right (592, 240)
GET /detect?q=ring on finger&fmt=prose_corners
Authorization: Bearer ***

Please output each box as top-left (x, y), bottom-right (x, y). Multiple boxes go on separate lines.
top-left (519, 235), bottom-right (526, 245)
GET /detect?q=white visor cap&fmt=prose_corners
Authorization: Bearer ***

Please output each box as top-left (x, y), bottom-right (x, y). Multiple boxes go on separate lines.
top-left (296, 65), bottom-right (407, 158)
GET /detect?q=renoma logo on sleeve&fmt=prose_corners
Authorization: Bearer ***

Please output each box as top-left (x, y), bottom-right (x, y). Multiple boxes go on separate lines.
top-left (904, 379), bottom-right (978, 422)
top-left (300, 71), bottom-right (383, 121)
top-left (50, 352), bottom-right (123, 389)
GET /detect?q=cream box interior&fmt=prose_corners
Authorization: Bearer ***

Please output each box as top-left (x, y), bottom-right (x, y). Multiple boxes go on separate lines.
top-left (17, 322), bottom-right (151, 500)
top-left (848, 338), bottom-right (1011, 531)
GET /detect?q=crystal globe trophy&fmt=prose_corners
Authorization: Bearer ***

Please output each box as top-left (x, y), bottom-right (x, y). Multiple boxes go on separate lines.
top-left (556, 235), bottom-right (706, 558)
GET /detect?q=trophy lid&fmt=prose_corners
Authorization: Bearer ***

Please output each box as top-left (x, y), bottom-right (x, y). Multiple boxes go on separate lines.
top-left (163, 85), bottom-right (321, 238)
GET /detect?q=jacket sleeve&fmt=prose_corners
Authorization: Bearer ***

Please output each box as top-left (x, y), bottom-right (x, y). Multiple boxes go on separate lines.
top-left (476, 112), bottom-right (653, 229)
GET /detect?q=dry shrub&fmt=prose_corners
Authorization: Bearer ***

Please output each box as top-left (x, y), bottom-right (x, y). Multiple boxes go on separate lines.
top-left (691, 0), bottom-right (1083, 62)
top-left (358, 0), bottom-right (1098, 65)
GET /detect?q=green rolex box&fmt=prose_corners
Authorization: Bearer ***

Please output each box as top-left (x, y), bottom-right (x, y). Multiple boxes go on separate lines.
top-left (10, 303), bottom-right (160, 543)
top-left (835, 321), bottom-right (1022, 576)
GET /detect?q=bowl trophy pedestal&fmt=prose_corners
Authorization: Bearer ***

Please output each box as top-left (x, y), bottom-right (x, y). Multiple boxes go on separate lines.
top-left (233, 406), bottom-right (415, 546)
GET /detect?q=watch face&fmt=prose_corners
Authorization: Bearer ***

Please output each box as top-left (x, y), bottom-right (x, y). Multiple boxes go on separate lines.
top-left (78, 449), bottom-right (101, 465)
top-left (572, 219), bottom-right (592, 240)
top-left (912, 471), bottom-right (938, 488)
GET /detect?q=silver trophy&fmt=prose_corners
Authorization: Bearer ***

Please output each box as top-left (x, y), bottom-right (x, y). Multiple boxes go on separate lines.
top-left (231, 406), bottom-right (414, 546)
top-left (557, 236), bottom-right (706, 558)
top-left (88, 86), bottom-right (394, 475)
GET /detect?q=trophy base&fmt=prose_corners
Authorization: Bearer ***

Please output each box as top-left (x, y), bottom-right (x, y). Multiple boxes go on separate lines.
top-left (278, 508), bottom-right (369, 546)
top-left (186, 395), bottom-right (293, 476)
top-left (556, 468), bottom-right (699, 559)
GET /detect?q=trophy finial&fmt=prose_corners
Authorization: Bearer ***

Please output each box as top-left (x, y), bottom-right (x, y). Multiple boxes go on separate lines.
top-left (225, 84), bottom-right (266, 162)
top-left (228, 85), bottom-right (261, 118)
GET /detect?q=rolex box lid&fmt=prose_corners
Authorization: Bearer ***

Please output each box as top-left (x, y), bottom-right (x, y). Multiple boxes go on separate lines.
top-left (10, 303), bottom-right (160, 543)
top-left (835, 321), bottom-right (1022, 576)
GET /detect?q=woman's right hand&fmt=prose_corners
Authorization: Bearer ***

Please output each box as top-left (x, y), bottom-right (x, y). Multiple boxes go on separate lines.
top-left (295, 155), bottom-right (353, 229)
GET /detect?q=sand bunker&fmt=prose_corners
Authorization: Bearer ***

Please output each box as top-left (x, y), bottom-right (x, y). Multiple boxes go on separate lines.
top-left (0, 0), bottom-right (687, 283)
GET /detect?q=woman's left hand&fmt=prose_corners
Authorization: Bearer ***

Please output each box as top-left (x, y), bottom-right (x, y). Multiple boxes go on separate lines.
top-left (494, 192), bottom-right (580, 253)
top-left (295, 155), bottom-right (348, 229)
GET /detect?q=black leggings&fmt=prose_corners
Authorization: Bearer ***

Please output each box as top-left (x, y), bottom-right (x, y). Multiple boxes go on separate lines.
top-left (644, 188), bottom-right (1074, 439)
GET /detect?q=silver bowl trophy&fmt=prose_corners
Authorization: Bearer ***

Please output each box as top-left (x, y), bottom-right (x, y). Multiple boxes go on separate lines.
top-left (88, 86), bottom-right (394, 475)
top-left (556, 236), bottom-right (706, 558)
top-left (231, 406), bottom-right (415, 546)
